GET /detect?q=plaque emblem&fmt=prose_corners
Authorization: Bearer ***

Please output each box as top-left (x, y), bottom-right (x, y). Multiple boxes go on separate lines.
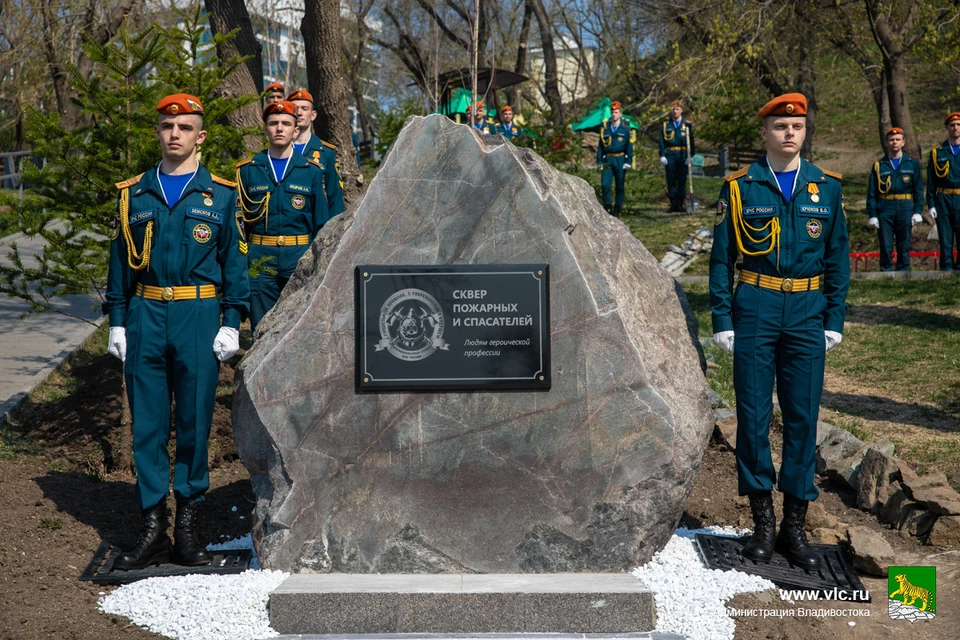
top-left (291, 194), bottom-right (305, 210)
top-left (806, 218), bottom-right (823, 239)
top-left (193, 223), bottom-right (212, 243)
top-left (903, 175), bottom-right (911, 183)
top-left (376, 288), bottom-right (449, 361)
top-left (716, 199), bottom-right (728, 226)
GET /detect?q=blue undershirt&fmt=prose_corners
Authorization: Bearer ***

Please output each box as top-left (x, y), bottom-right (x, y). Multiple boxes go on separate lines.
top-left (270, 156), bottom-right (290, 183)
top-left (890, 156), bottom-right (901, 171)
top-left (774, 169), bottom-right (798, 203)
top-left (951, 143), bottom-right (960, 156)
top-left (157, 170), bottom-right (193, 207)
top-left (673, 119), bottom-right (682, 129)
top-left (293, 142), bottom-right (306, 155)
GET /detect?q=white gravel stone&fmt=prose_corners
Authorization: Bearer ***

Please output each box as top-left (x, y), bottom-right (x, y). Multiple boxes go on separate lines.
top-left (632, 526), bottom-right (776, 640)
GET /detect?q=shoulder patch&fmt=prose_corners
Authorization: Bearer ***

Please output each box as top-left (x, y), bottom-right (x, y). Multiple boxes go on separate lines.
top-left (823, 169), bottom-right (843, 180)
top-left (115, 173), bottom-right (143, 190)
top-left (307, 159), bottom-right (323, 170)
top-left (724, 168), bottom-right (748, 183)
top-left (321, 140), bottom-right (337, 150)
top-left (235, 157), bottom-right (254, 168)
top-left (211, 174), bottom-right (238, 188)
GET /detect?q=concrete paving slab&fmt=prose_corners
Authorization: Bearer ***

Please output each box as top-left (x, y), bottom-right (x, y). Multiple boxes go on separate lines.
top-left (0, 228), bottom-right (104, 421)
top-left (269, 574), bottom-right (656, 636)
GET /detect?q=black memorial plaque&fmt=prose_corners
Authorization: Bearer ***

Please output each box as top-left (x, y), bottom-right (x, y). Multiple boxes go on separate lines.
top-left (355, 265), bottom-right (550, 391)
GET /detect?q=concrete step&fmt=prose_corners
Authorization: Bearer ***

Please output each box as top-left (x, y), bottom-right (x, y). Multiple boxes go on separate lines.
top-left (269, 574), bottom-right (657, 635)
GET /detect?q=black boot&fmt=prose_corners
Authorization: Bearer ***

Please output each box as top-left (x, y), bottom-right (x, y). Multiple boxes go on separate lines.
top-left (113, 503), bottom-right (171, 570)
top-left (742, 491), bottom-right (776, 563)
top-left (667, 198), bottom-right (676, 212)
top-left (603, 203), bottom-right (612, 214)
top-left (612, 205), bottom-right (622, 218)
top-left (775, 494), bottom-right (822, 571)
top-left (172, 499), bottom-right (211, 566)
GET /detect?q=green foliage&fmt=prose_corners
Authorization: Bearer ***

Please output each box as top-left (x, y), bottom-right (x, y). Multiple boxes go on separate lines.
top-left (697, 74), bottom-right (764, 154)
top-left (515, 120), bottom-right (586, 169)
top-left (39, 518), bottom-right (63, 530)
top-left (0, 4), bottom-right (257, 318)
top-left (373, 99), bottom-right (423, 159)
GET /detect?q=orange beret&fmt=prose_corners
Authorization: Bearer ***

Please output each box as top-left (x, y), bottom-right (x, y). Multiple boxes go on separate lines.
top-left (610, 101), bottom-right (622, 110)
top-left (265, 82), bottom-right (284, 93)
top-left (262, 101), bottom-right (297, 121)
top-left (946, 112), bottom-right (960, 125)
top-left (156, 93), bottom-right (204, 116)
top-left (758, 93), bottom-right (807, 118)
top-left (287, 89), bottom-right (314, 103)
top-left (474, 100), bottom-right (485, 109)
top-left (671, 100), bottom-right (683, 107)
top-left (501, 105), bottom-right (512, 114)
top-left (886, 127), bottom-right (904, 137)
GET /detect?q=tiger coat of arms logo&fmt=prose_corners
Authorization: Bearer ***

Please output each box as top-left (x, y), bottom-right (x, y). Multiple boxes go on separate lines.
top-left (888, 565), bottom-right (936, 622)
top-left (375, 288), bottom-right (449, 361)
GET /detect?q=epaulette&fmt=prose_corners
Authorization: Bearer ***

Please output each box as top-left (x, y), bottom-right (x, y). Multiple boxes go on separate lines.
top-left (115, 173), bottom-right (143, 190)
top-left (724, 168), bottom-right (748, 182)
top-left (211, 174), bottom-right (238, 188)
top-left (235, 157), bottom-right (254, 168)
top-left (822, 169), bottom-right (843, 181)
top-left (321, 140), bottom-right (337, 150)
top-left (307, 158), bottom-right (322, 169)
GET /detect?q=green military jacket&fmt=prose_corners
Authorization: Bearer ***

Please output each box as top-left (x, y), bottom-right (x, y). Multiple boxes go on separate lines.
top-left (926, 141), bottom-right (960, 208)
top-left (659, 119), bottom-right (694, 157)
top-left (235, 149), bottom-right (331, 239)
top-left (104, 165), bottom-right (250, 329)
top-left (866, 153), bottom-right (923, 217)
top-left (709, 158), bottom-right (850, 334)
top-left (597, 119), bottom-right (634, 165)
top-left (296, 133), bottom-right (345, 217)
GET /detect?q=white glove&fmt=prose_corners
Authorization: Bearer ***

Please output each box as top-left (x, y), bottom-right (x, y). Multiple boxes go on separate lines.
top-left (213, 326), bottom-right (240, 362)
top-left (929, 207), bottom-right (937, 219)
top-left (659, 156), bottom-right (668, 166)
top-left (714, 331), bottom-right (735, 354)
top-left (825, 330), bottom-right (842, 352)
top-left (108, 326), bottom-right (126, 362)
top-left (867, 217), bottom-right (880, 229)
top-left (912, 213), bottom-right (922, 226)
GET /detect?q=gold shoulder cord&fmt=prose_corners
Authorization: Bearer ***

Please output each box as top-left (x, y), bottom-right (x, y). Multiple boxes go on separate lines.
top-left (600, 119), bottom-right (611, 147)
top-left (933, 149), bottom-right (950, 178)
top-left (119, 187), bottom-right (153, 271)
top-left (729, 178), bottom-right (781, 269)
top-left (235, 169), bottom-right (271, 230)
top-left (663, 121), bottom-right (674, 142)
top-left (874, 161), bottom-right (891, 194)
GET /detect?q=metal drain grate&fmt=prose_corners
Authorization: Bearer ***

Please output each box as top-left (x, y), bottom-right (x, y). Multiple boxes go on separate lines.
top-left (80, 540), bottom-right (254, 585)
top-left (694, 533), bottom-right (870, 601)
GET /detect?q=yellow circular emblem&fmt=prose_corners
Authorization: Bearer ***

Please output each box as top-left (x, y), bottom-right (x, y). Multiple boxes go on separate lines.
top-left (169, 104), bottom-right (179, 114)
top-left (785, 103), bottom-right (795, 114)
top-left (193, 223), bottom-right (212, 243)
top-left (810, 194), bottom-right (820, 203)
top-left (806, 218), bottom-right (823, 239)
top-left (291, 194), bottom-right (306, 210)
top-left (204, 197), bottom-right (213, 206)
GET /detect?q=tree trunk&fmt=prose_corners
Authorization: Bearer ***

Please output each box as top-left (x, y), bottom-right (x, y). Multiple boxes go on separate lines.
top-left (886, 55), bottom-right (919, 158)
top-left (302, 0), bottom-right (363, 204)
top-left (204, 0), bottom-right (265, 153)
top-left (529, 0), bottom-right (563, 123)
top-left (796, 3), bottom-right (817, 161)
top-left (508, 0), bottom-right (533, 112)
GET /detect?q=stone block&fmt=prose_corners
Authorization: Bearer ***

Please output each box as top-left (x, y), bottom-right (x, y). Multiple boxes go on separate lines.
top-left (815, 428), bottom-right (865, 481)
top-left (805, 501), bottom-right (838, 531)
top-left (812, 528), bottom-right (846, 545)
top-left (847, 526), bottom-right (895, 577)
top-left (899, 506), bottom-right (936, 540)
top-left (713, 415), bottom-right (737, 451)
top-left (901, 472), bottom-right (960, 516)
top-left (928, 515), bottom-right (960, 546)
top-left (856, 447), bottom-right (900, 513)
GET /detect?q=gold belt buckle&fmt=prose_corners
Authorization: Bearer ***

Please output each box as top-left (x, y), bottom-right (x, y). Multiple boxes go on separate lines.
top-left (161, 287), bottom-right (175, 301)
top-left (276, 235), bottom-right (286, 246)
top-left (780, 278), bottom-right (794, 293)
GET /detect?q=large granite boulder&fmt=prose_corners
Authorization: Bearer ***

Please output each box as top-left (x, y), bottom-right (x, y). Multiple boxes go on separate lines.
top-left (232, 114), bottom-right (713, 573)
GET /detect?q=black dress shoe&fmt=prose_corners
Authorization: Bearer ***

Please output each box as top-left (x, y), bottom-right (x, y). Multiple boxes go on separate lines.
top-left (775, 493), bottom-right (822, 571)
top-left (113, 503), bottom-right (171, 570)
top-left (742, 491), bottom-right (776, 563)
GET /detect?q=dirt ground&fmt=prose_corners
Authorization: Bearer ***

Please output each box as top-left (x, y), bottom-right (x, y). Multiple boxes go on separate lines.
top-left (0, 351), bottom-right (956, 639)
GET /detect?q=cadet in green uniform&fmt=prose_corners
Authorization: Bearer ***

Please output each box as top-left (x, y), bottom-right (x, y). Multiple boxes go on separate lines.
top-left (659, 100), bottom-right (694, 212)
top-left (597, 100), bottom-right (634, 218)
top-left (105, 94), bottom-right (250, 570)
top-left (471, 100), bottom-right (496, 134)
top-left (866, 127), bottom-right (924, 271)
top-left (236, 101), bottom-right (332, 331)
top-left (265, 82), bottom-right (284, 105)
top-left (287, 89), bottom-right (345, 218)
top-left (927, 112), bottom-right (960, 270)
top-left (709, 93), bottom-right (849, 571)
top-left (496, 105), bottom-right (523, 139)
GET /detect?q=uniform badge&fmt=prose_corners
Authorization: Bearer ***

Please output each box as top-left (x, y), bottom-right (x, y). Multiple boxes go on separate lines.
top-left (204, 197), bottom-right (213, 206)
top-left (716, 199), bottom-right (728, 225)
top-left (810, 194), bottom-right (820, 203)
top-left (312, 150), bottom-right (320, 160)
top-left (236, 196), bottom-right (242, 207)
top-left (291, 194), bottom-right (306, 210)
top-left (806, 219), bottom-right (823, 239)
top-left (193, 223), bottom-right (212, 243)
top-left (169, 104), bottom-right (179, 114)
top-left (903, 175), bottom-right (911, 183)
top-left (109, 216), bottom-right (120, 241)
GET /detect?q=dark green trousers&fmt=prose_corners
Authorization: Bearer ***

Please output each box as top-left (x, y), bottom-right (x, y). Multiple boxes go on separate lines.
top-left (601, 156), bottom-right (628, 208)
top-left (732, 284), bottom-right (826, 501)
top-left (124, 294), bottom-right (221, 510)
top-left (248, 243), bottom-right (310, 330)
top-left (934, 192), bottom-right (960, 270)
top-left (665, 151), bottom-right (688, 201)
top-left (876, 205), bottom-right (912, 271)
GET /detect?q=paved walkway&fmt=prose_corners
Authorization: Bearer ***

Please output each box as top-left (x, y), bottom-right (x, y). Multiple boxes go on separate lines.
top-left (0, 228), bottom-right (104, 421)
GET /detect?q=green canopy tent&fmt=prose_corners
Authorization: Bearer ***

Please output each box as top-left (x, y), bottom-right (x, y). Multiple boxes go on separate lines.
top-left (571, 98), bottom-right (639, 133)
